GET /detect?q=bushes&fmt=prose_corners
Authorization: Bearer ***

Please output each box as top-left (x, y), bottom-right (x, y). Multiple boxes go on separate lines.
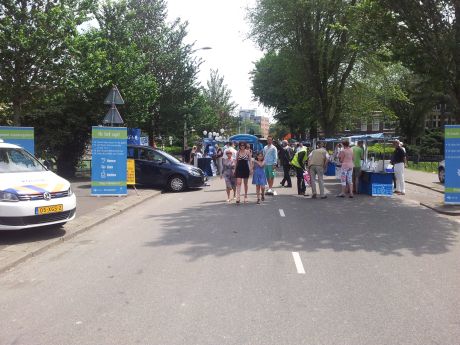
top-left (161, 146), bottom-right (182, 155)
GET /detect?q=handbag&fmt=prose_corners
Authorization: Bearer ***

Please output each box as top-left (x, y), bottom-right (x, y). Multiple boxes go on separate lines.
top-left (303, 170), bottom-right (311, 186)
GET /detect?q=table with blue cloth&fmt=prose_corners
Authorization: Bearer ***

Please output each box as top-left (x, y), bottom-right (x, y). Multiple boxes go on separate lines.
top-left (325, 161), bottom-right (336, 176)
top-left (359, 171), bottom-right (394, 196)
top-left (197, 157), bottom-right (213, 177)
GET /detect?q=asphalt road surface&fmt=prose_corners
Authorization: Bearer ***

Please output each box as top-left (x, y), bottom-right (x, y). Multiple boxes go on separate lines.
top-left (0, 178), bottom-right (459, 345)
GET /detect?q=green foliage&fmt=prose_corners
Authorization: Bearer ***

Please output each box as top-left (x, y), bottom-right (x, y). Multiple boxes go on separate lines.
top-left (366, 143), bottom-right (394, 155)
top-left (162, 146), bottom-right (183, 155)
top-left (248, 0), bottom-right (381, 136)
top-left (407, 162), bottom-right (439, 174)
top-left (251, 50), bottom-right (312, 137)
top-left (201, 69), bottom-right (237, 130)
top-left (0, 0), bottom-right (220, 177)
top-left (0, 0), bottom-right (95, 125)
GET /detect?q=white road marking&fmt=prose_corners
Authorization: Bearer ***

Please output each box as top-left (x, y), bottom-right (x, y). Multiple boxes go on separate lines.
top-left (292, 252), bottom-right (306, 274)
top-left (279, 209), bottom-right (285, 217)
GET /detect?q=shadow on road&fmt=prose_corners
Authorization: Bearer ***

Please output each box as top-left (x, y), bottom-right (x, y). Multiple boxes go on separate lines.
top-left (143, 185), bottom-right (459, 260)
top-left (0, 226), bottom-right (66, 246)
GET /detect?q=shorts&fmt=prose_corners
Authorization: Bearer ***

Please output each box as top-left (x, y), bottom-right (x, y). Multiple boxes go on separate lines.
top-left (340, 168), bottom-right (353, 186)
top-left (264, 165), bottom-right (276, 179)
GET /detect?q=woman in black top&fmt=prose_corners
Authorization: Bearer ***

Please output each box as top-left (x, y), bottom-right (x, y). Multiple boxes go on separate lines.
top-left (235, 141), bottom-right (253, 203)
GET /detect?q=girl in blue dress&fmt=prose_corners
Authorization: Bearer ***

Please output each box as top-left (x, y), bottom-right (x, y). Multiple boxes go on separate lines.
top-left (252, 152), bottom-right (267, 204)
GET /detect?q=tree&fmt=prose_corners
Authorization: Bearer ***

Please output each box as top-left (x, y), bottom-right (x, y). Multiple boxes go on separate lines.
top-left (202, 69), bottom-right (237, 130)
top-left (126, 0), bottom-right (201, 142)
top-left (251, 49), bottom-right (313, 138)
top-left (0, 0), bottom-right (94, 125)
top-left (248, 0), bottom-right (380, 135)
top-left (378, 1), bottom-right (460, 114)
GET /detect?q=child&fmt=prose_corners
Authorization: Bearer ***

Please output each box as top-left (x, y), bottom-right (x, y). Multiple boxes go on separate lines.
top-left (252, 152), bottom-right (268, 204)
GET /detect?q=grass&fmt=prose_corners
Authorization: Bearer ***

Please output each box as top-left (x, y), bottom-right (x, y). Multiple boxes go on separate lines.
top-left (407, 161), bottom-right (439, 173)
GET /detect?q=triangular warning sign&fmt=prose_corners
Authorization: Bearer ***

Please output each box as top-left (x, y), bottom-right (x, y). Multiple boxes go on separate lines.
top-left (104, 85), bottom-right (125, 105)
top-left (103, 107), bottom-right (124, 125)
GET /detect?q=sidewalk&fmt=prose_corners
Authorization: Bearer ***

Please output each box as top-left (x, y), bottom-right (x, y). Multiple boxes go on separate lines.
top-left (0, 178), bottom-right (161, 273)
top-left (405, 169), bottom-right (460, 216)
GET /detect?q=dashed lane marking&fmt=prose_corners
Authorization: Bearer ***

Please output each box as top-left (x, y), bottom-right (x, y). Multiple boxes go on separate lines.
top-left (292, 252), bottom-right (306, 274)
top-left (279, 209), bottom-right (285, 217)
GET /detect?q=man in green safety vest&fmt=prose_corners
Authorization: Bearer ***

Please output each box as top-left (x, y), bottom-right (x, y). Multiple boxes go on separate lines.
top-left (290, 143), bottom-right (308, 196)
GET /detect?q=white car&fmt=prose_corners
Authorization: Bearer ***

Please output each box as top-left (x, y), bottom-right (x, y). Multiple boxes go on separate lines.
top-left (0, 141), bottom-right (76, 230)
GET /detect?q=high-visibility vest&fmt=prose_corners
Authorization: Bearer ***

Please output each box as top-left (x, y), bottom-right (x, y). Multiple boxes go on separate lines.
top-left (291, 147), bottom-right (307, 169)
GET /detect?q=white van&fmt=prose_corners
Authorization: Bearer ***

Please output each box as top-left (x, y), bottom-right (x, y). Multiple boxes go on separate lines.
top-left (0, 141), bottom-right (76, 230)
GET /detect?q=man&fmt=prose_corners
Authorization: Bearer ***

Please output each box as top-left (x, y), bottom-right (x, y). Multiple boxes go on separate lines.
top-left (308, 142), bottom-right (328, 199)
top-left (279, 140), bottom-right (293, 188)
top-left (391, 139), bottom-right (407, 195)
top-left (182, 145), bottom-right (192, 164)
top-left (263, 136), bottom-right (278, 195)
top-left (352, 140), bottom-right (364, 193)
top-left (290, 144), bottom-right (308, 195)
top-left (224, 141), bottom-right (237, 160)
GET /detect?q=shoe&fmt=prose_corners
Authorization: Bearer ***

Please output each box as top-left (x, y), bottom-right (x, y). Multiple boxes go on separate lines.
top-left (244, 196), bottom-right (248, 203)
top-left (236, 198), bottom-right (240, 204)
top-left (349, 195), bottom-right (354, 198)
top-left (320, 195), bottom-right (327, 199)
top-left (227, 199), bottom-right (231, 203)
top-left (266, 189), bottom-right (273, 195)
top-left (336, 194), bottom-right (345, 198)
top-left (304, 193), bottom-right (309, 196)
top-left (311, 194), bottom-right (317, 199)
top-left (257, 199), bottom-right (260, 204)
top-left (261, 194), bottom-right (265, 201)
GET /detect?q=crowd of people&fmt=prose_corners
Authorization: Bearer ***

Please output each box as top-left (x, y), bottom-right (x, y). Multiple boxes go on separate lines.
top-left (183, 136), bottom-right (408, 204)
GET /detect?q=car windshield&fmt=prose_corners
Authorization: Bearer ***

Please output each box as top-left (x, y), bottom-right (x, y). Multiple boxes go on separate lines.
top-left (157, 150), bottom-right (181, 164)
top-left (0, 148), bottom-right (46, 173)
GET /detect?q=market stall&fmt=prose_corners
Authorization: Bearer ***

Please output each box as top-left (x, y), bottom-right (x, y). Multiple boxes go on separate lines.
top-left (350, 133), bottom-right (395, 196)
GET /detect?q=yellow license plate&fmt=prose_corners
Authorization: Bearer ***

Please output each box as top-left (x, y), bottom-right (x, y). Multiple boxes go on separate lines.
top-left (35, 204), bottom-right (64, 215)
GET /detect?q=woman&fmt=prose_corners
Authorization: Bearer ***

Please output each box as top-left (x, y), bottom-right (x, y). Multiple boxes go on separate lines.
top-left (221, 150), bottom-right (236, 202)
top-left (234, 141), bottom-right (252, 204)
top-left (189, 146), bottom-right (197, 165)
top-left (216, 144), bottom-right (224, 175)
top-left (337, 141), bottom-right (354, 198)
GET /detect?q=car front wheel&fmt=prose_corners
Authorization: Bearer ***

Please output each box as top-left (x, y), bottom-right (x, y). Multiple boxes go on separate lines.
top-left (438, 167), bottom-right (445, 184)
top-left (168, 175), bottom-right (186, 192)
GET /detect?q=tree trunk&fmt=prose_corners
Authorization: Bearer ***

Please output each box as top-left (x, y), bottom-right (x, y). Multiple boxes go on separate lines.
top-left (12, 99), bottom-right (22, 126)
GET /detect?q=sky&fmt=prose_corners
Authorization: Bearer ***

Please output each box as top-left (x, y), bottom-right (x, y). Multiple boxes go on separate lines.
top-left (166, 0), bottom-right (271, 119)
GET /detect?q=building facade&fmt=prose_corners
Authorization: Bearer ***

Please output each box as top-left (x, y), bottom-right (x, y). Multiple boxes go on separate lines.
top-left (238, 109), bottom-right (270, 138)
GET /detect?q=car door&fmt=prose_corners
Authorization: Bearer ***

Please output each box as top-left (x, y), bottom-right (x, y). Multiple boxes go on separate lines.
top-left (137, 148), bottom-right (170, 186)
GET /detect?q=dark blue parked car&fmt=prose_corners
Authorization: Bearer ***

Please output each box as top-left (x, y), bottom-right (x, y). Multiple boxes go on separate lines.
top-left (127, 145), bottom-right (205, 192)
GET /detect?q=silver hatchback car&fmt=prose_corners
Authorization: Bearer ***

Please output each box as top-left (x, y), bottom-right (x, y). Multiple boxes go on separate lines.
top-left (438, 160), bottom-right (445, 183)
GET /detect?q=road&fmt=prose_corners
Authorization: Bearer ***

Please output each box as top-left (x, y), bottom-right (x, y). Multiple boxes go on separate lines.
top-left (0, 177), bottom-right (459, 345)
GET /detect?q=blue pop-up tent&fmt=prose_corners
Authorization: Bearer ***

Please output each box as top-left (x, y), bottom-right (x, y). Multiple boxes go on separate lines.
top-left (229, 134), bottom-right (264, 153)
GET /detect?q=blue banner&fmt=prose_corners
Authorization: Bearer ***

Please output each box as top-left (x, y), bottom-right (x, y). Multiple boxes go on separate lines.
top-left (91, 127), bottom-right (127, 196)
top-left (0, 127), bottom-right (34, 154)
top-left (445, 125), bottom-right (460, 204)
top-left (127, 128), bottom-right (141, 145)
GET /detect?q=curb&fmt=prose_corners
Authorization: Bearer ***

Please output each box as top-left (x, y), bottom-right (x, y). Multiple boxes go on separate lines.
top-left (406, 180), bottom-right (444, 194)
top-left (420, 202), bottom-right (460, 216)
top-left (0, 190), bottom-right (162, 274)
